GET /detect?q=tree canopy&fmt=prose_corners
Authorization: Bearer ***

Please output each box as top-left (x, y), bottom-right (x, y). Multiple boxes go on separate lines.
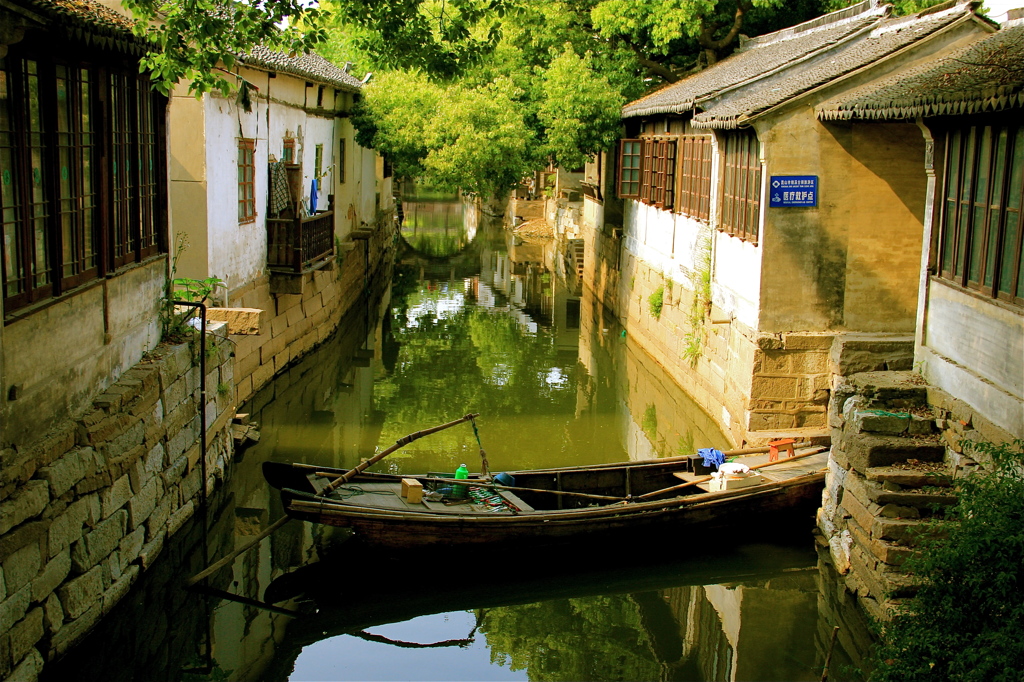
top-left (125, 0), bottom-right (957, 189)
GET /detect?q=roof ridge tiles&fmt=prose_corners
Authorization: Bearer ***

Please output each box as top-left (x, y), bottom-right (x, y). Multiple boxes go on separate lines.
top-left (739, 0), bottom-right (887, 51)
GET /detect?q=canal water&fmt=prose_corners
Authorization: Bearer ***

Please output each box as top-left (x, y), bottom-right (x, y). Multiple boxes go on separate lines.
top-left (42, 191), bottom-right (874, 682)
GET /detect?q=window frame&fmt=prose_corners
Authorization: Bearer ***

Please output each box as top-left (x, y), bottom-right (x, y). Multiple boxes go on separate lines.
top-left (617, 139), bottom-right (643, 198)
top-left (936, 119), bottom-right (1024, 307)
top-left (720, 130), bottom-right (762, 244)
top-left (282, 137), bottom-right (295, 164)
top-left (237, 137), bottom-right (256, 224)
top-left (338, 138), bottom-right (346, 184)
top-left (676, 134), bottom-right (713, 221)
top-left (1, 48), bottom-right (168, 316)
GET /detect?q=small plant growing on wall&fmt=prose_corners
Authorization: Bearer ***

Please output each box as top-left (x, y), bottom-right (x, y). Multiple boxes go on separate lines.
top-left (648, 286), bottom-right (664, 319)
top-left (681, 225), bottom-right (713, 367)
top-left (161, 233), bottom-right (227, 342)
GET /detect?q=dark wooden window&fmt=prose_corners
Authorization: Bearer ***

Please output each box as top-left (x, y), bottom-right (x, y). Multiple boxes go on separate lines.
top-left (618, 139), bottom-right (642, 198)
top-left (676, 135), bottom-right (713, 221)
top-left (938, 121), bottom-right (1024, 306)
top-left (721, 130), bottom-right (761, 244)
top-left (55, 65), bottom-right (99, 288)
top-left (314, 143), bottom-right (323, 181)
top-left (237, 138), bottom-right (256, 224)
top-left (651, 139), bottom-right (676, 210)
top-left (0, 53), bottom-right (167, 314)
top-left (282, 137), bottom-right (295, 164)
top-left (338, 138), bottom-right (346, 184)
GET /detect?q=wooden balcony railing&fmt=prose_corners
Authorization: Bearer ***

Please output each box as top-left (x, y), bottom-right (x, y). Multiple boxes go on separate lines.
top-left (267, 196), bottom-right (335, 274)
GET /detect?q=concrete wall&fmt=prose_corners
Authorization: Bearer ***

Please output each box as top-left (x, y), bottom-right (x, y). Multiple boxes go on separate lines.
top-left (0, 328), bottom-right (236, 679)
top-left (1, 259), bottom-right (166, 453)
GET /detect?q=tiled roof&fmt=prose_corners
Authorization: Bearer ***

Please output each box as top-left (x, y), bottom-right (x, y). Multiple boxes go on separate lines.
top-left (239, 46), bottom-right (364, 92)
top-left (816, 23), bottom-right (1024, 120)
top-left (692, 3), bottom-right (980, 128)
top-left (17, 0), bottom-right (146, 53)
top-left (621, 0), bottom-right (888, 119)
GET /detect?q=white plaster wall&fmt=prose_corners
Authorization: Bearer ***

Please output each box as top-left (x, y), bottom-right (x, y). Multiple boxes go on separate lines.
top-left (359, 145), bottom-right (378, 219)
top-left (922, 283), bottom-right (1024, 436)
top-left (200, 69), bottom-right (359, 292)
top-left (623, 202), bottom-right (705, 285)
top-left (713, 232), bottom-right (762, 331)
top-left (204, 92), bottom-right (269, 292)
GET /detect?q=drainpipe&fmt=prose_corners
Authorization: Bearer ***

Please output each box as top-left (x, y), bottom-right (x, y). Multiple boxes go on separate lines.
top-left (173, 300), bottom-right (209, 509)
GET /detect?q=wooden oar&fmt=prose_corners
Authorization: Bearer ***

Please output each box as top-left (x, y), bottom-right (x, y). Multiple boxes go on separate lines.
top-left (634, 447), bottom-right (828, 501)
top-left (322, 413), bottom-right (480, 494)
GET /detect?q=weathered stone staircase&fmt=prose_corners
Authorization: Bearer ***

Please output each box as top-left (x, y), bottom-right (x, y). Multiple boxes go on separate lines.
top-left (819, 371), bottom-right (963, 621)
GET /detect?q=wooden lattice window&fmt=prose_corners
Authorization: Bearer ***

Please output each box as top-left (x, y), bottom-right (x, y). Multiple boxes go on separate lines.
top-left (238, 138), bottom-right (256, 224)
top-left (651, 139), bottom-right (676, 210)
top-left (618, 139), bottom-right (642, 198)
top-left (676, 135), bottom-right (713, 221)
top-left (282, 137), bottom-right (295, 164)
top-left (720, 130), bottom-right (761, 244)
top-left (938, 121), bottom-right (1024, 306)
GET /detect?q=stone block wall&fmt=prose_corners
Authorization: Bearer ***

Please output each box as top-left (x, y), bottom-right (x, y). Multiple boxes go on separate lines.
top-left (0, 327), bottom-right (236, 679)
top-left (818, 371), bottom-right (962, 621)
top-left (227, 222), bottom-right (396, 403)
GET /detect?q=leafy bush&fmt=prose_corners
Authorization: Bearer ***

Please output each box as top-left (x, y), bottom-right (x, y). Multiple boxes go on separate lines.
top-left (871, 439), bottom-right (1024, 682)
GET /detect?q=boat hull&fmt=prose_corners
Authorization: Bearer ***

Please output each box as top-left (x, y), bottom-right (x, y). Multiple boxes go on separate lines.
top-left (265, 459), bottom-right (826, 549)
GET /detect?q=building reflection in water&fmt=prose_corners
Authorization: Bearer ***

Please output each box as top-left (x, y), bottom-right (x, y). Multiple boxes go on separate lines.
top-left (41, 193), bottom-right (875, 682)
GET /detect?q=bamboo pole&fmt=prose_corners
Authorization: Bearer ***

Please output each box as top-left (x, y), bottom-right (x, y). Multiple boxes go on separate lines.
top-left (323, 413), bottom-right (480, 494)
top-left (185, 515), bottom-right (292, 587)
top-left (635, 447), bottom-right (828, 501)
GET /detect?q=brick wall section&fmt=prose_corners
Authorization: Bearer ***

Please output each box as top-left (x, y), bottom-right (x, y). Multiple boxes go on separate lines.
top-left (228, 225), bottom-right (395, 403)
top-left (0, 329), bottom-right (236, 679)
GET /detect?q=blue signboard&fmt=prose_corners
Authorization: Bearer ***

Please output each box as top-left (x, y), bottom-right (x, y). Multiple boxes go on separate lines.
top-left (769, 175), bottom-right (818, 207)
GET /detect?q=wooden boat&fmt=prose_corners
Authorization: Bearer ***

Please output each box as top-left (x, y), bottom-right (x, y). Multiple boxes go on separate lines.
top-left (262, 447), bottom-right (829, 549)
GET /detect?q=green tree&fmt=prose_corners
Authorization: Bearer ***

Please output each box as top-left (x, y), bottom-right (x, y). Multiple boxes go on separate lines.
top-left (871, 440), bottom-right (1024, 682)
top-left (122, 0), bottom-right (328, 95)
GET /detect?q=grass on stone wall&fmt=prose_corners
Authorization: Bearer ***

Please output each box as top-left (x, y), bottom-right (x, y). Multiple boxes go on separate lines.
top-left (648, 286), bottom-right (664, 319)
top-left (681, 226), bottom-right (713, 367)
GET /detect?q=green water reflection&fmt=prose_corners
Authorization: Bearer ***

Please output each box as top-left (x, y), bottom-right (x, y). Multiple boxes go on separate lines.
top-left (41, 192), bottom-right (874, 682)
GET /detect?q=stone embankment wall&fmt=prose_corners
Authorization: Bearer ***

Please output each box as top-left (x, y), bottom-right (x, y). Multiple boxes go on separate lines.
top-left (223, 223), bottom-right (395, 404)
top-left (817, 370), bottom-right (1012, 621)
top-left (0, 328), bottom-right (235, 680)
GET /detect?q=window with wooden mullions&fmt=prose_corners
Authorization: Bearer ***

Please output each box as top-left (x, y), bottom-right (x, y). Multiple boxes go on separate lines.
top-left (721, 130), bottom-right (761, 244)
top-left (238, 138), bottom-right (256, 224)
top-left (651, 140), bottom-right (676, 210)
top-left (677, 135), bottom-right (713, 221)
top-left (938, 122), bottom-right (1024, 306)
top-left (1, 54), bottom-right (167, 314)
top-left (618, 139), bottom-right (642, 198)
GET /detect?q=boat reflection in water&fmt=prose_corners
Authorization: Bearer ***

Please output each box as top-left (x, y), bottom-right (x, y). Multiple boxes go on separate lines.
top-left (256, 535), bottom-right (833, 682)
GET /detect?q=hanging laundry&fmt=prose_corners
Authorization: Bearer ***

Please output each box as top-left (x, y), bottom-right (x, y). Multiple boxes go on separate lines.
top-left (310, 178), bottom-right (318, 213)
top-left (269, 162), bottom-right (291, 216)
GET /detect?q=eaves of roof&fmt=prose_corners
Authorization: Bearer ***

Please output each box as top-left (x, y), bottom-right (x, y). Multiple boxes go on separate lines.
top-left (815, 22), bottom-right (1024, 121)
top-left (12, 0), bottom-right (148, 55)
top-left (237, 46), bottom-right (363, 93)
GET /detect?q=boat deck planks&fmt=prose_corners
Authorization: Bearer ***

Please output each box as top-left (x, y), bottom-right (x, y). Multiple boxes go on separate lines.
top-left (327, 481), bottom-right (533, 515)
top-left (670, 451), bottom-right (828, 492)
